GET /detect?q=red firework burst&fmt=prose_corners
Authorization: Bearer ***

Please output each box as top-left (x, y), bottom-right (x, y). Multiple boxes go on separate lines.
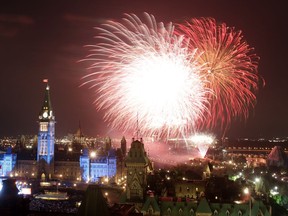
top-left (176, 17), bottom-right (264, 134)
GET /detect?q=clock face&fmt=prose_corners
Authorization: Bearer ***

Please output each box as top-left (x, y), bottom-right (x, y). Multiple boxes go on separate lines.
top-left (43, 111), bottom-right (48, 118)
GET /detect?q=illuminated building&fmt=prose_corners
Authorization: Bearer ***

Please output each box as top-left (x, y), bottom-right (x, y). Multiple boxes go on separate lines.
top-left (267, 146), bottom-right (288, 168)
top-left (0, 148), bottom-right (16, 177)
top-left (80, 148), bottom-right (117, 183)
top-left (12, 81), bottom-right (121, 182)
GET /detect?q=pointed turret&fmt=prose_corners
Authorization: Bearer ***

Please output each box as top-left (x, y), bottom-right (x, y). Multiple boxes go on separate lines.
top-left (77, 185), bottom-right (110, 216)
top-left (105, 136), bottom-right (112, 152)
top-left (121, 136), bottom-right (127, 156)
top-left (75, 121), bottom-right (84, 138)
top-left (39, 79), bottom-right (54, 121)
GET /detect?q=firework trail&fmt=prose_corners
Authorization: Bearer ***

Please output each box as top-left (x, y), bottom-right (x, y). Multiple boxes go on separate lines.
top-left (176, 17), bottom-right (263, 135)
top-left (82, 13), bottom-right (210, 138)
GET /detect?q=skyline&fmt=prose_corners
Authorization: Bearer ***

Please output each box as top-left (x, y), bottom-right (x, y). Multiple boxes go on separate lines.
top-left (0, 0), bottom-right (287, 139)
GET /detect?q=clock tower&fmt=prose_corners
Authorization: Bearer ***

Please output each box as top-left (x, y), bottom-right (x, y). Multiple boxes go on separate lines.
top-left (37, 80), bottom-right (55, 180)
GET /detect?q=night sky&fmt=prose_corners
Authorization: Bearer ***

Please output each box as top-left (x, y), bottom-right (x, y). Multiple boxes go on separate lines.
top-left (0, 0), bottom-right (287, 139)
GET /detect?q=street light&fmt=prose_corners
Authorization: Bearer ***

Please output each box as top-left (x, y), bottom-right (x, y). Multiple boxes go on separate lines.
top-left (243, 187), bottom-right (249, 195)
top-left (90, 151), bottom-right (96, 158)
top-left (242, 187), bottom-right (252, 216)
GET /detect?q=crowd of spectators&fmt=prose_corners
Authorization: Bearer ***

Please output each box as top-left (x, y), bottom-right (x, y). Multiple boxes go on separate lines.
top-left (29, 198), bottom-right (78, 214)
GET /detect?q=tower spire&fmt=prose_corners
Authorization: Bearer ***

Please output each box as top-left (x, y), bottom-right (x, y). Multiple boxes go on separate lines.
top-left (39, 79), bottom-right (53, 120)
top-left (136, 112), bottom-right (139, 140)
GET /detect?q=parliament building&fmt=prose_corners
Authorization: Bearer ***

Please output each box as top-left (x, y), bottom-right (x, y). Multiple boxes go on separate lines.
top-left (1, 81), bottom-right (123, 183)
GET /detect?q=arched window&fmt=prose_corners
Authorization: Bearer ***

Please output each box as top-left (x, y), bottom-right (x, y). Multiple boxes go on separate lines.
top-left (189, 208), bottom-right (194, 216)
top-left (179, 208), bottom-right (183, 216)
top-left (213, 210), bottom-right (218, 216)
top-left (226, 210), bottom-right (230, 216)
top-left (148, 205), bottom-right (153, 216)
top-left (238, 210), bottom-right (242, 216)
top-left (167, 208), bottom-right (171, 216)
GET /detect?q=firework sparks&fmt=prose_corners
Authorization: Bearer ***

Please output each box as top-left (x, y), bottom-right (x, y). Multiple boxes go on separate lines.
top-left (176, 17), bottom-right (263, 134)
top-left (189, 133), bottom-right (215, 158)
top-left (82, 13), bottom-right (209, 138)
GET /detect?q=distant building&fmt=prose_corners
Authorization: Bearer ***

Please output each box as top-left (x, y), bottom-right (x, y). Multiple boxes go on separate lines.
top-left (80, 148), bottom-right (117, 183)
top-left (174, 180), bottom-right (206, 199)
top-left (224, 138), bottom-right (288, 155)
top-left (3, 80), bottom-right (121, 183)
top-left (0, 148), bottom-right (17, 177)
top-left (267, 146), bottom-right (288, 168)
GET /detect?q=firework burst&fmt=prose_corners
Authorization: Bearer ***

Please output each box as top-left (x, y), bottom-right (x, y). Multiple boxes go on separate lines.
top-left (82, 13), bottom-right (210, 138)
top-left (176, 17), bottom-right (263, 134)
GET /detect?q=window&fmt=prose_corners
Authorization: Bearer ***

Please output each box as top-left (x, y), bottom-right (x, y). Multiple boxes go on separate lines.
top-left (148, 205), bottom-right (153, 216)
top-left (189, 208), bottom-right (194, 216)
top-left (39, 139), bottom-right (48, 155)
top-left (40, 123), bottom-right (48, 131)
top-left (167, 208), bottom-right (171, 216)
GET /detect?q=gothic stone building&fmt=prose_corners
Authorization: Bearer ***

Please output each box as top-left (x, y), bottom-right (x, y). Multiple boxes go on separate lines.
top-left (13, 81), bottom-right (119, 182)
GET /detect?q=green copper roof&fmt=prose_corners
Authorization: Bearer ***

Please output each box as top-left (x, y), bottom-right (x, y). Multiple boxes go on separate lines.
top-left (77, 185), bottom-right (110, 216)
top-left (160, 200), bottom-right (198, 216)
top-left (142, 196), bottom-right (160, 212)
top-left (158, 199), bottom-right (271, 216)
top-left (196, 197), bottom-right (212, 214)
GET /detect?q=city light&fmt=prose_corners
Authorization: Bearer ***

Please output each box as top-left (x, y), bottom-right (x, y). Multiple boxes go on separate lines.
top-left (90, 151), bottom-right (96, 158)
top-left (243, 187), bottom-right (249, 195)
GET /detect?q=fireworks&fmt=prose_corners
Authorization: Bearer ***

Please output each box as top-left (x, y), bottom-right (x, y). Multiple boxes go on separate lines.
top-left (189, 133), bottom-right (215, 158)
top-left (82, 13), bottom-right (209, 138)
top-left (82, 13), bottom-right (263, 138)
top-left (176, 17), bottom-right (262, 133)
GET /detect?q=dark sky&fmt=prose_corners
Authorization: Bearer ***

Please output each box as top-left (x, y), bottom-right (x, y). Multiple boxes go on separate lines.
top-left (0, 0), bottom-right (287, 139)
